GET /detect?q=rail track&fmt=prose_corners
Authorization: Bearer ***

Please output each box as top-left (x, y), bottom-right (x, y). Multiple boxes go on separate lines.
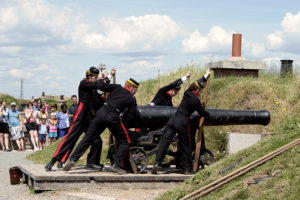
top-left (180, 138), bottom-right (300, 200)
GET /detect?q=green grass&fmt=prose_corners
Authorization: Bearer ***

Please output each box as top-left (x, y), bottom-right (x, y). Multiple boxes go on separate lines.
top-left (157, 124), bottom-right (300, 200)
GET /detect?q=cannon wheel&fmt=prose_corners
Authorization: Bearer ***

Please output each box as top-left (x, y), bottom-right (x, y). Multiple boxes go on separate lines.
top-left (198, 149), bottom-right (214, 169)
top-left (130, 147), bottom-right (148, 174)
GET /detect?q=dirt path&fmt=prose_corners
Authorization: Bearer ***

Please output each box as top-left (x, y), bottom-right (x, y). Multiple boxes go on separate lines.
top-left (0, 150), bottom-right (168, 200)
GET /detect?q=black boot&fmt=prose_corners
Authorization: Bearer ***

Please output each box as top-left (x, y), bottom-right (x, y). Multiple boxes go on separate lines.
top-left (63, 160), bottom-right (75, 171)
top-left (57, 161), bottom-right (63, 169)
top-left (161, 162), bottom-right (171, 168)
top-left (45, 158), bottom-right (57, 171)
top-left (108, 164), bottom-right (127, 175)
top-left (86, 164), bottom-right (104, 171)
top-left (151, 162), bottom-right (167, 174)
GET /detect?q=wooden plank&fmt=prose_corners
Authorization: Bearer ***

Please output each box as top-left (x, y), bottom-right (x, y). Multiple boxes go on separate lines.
top-left (18, 164), bottom-right (193, 191)
top-left (128, 151), bottom-right (138, 174)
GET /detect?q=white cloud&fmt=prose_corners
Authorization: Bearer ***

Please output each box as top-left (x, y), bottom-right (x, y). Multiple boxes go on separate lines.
top-left (0, 46), bottom-right (21, 55)
top-left (0, 0), bottom-right (182, 54)
top-left (81, 14), bottom-right (181, 51)
top-left (0, 6), bottom-right (19, 30)
top-left (9, 68), bottom-right (33, 79)
top-left (182, 26), bottom-right (234, 53)
top-left (267, 11), bottom-right (300, 53)
top-left (243, 40), bottom-right (266, 58)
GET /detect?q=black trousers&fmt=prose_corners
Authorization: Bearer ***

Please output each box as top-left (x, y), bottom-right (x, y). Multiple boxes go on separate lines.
top-left (155, 113), bottom-right (193, 170)
top-left (70, 105), bottom-right (131, 167)
top-left (52, 102), bottom-right (102, 165)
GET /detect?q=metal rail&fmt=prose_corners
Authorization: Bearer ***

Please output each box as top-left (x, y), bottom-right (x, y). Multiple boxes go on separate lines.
top-left (180, 138), bottom-right (300, 200)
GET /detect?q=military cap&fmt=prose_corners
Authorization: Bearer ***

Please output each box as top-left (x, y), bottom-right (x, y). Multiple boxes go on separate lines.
top-left (87, 66), bottom-right (100, 76)
top-left (127, 78), bottom-right (139, 88)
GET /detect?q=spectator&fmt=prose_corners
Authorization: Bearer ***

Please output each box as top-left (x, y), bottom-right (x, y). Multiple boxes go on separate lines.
top-left (25, 102), bottom-right (39, 151)
top-left (0, 100), bottom-right (11, 151)
top-left (32, 99), bottom-right (39, 111)
top-left (44, 102), bottom-right (50, 113)
top-left (57, 104), bottom-right (69, 138)
top-left (38, 105), bottom-right (49, 121)
top-left (37, 98), bottom-right (42, 109)
top-left (49, 104), bottom-right (57, 117)
top-left (8, 102), bottom-right (25, 151)
top-left (68, 95), bottom-right (78, 123)
top-left (48, 113), bottom-right (58, 144)
top-left (38, 105), bottom-right (49, 146)
top-left (38, 117), bottom-right (48, 149)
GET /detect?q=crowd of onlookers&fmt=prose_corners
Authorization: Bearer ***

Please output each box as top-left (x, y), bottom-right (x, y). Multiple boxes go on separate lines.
top-left (0, 95), bottom-right (78, 152)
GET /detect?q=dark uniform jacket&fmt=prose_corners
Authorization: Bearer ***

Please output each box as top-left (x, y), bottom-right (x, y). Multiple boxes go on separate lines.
top-left (78, 79), bottom-right (103, 106)
top-left (151, 78), bottom-right (183, 106)
top-left (168, 76), bottom-right (208, 127)
top-left (78, 79), bottom-right (105, 117)
top-left (97, 79), bottom-right (140, 123)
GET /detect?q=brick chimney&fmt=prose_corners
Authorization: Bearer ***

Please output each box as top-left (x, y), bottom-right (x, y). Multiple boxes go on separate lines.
top-left (232, 34), bottom-right (242, 57)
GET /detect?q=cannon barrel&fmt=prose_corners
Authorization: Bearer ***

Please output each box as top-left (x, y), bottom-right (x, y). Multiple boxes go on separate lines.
top-left (131, 106), bottom-right (270, 128)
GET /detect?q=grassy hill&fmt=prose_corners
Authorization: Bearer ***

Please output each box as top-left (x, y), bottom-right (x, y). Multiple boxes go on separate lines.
top-left (24, 64), bottom-right (300, 199)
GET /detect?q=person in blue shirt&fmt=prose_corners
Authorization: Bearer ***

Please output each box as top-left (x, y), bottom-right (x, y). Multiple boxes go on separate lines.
top-left (56, 104), bottom-right (70, 138)
top-left (8, 102), bottom-right (25, 151)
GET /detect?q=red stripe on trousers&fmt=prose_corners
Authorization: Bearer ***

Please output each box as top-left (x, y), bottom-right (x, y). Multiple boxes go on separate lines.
top-left (53, 102), bottom-right (84, 158)
top-left (120, 121), bottom-right (131, 143)
top-left (120, 121), bottom-right (131, 167)
top-left (61, 149), bottom-right (70, 163)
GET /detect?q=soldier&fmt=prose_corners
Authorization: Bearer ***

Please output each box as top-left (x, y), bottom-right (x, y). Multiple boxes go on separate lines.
top-left (63, 78), bottom-right (140, 175)
top-left (150, 72), bottom-right (191, 106)
top-left (45, 67), bottom-right (108, 171)
top-left (152, 69), bottom-right (211, 175)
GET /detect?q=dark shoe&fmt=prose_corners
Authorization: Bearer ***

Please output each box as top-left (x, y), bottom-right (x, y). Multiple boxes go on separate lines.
top-left (45, 158), bottom-right (57, 171)
top-left (86, 164), bottom-right (104, 171)
top-left (108, 164), bottom-right (127, 175)
top-left (184, 168), bottom-right (195, 175)
top-left (151, 163), bottom-right (166, 174)
top-left (57, 161), bottom-right (63, 169)
top-left (63, 160), bottom-right (75, 171)
top-left (161, 162), bottom-right (171, 168)
top-left (6, 149), bottom-right (12, 152)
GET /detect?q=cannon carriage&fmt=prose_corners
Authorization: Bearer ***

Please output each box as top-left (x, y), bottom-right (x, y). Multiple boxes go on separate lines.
top-left (107, 105), bottom-right (271, 173)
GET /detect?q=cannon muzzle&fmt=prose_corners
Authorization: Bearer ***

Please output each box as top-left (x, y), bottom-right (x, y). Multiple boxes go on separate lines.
top-left (131, 106), bottom-right (270, 128)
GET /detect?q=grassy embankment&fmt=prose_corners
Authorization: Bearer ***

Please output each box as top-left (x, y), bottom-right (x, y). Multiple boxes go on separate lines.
top-left (155, 67), bottom-right (300, 199)
top-left (22, 64), bottom-right (299, 198)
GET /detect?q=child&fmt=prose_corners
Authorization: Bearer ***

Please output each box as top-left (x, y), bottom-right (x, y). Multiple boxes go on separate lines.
top-left (38, 117), bottom-right (48, 149)
top-left (48, 113), bottom-right (58, 144)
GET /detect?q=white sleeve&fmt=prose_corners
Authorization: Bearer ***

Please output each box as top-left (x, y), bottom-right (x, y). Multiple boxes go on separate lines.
top-left (204, 74), bottom-right (209, 79)
top-left (106, 74), bottom-right (112, 80)
top-left (181, 76), bottom-right (187, 83)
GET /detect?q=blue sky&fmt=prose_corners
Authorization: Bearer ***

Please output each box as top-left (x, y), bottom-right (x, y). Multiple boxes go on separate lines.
top-left (0, 0), bottom-right (299, 99)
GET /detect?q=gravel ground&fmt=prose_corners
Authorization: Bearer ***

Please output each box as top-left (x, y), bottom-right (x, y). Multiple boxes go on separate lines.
top-left (0, 150), bottom-right (168, 200)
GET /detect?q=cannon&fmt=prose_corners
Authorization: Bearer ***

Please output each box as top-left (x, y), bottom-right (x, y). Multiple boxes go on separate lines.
top-left (130, 105), bottom-right (271, 128)
top-left (108, 106), bottom-right (271, 173)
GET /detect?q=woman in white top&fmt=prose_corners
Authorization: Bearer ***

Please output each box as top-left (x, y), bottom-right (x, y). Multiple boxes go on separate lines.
top-left (25, 102), bottom-right (39, 151)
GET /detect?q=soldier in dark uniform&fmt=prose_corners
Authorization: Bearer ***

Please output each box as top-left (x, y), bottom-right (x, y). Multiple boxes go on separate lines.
top-left (45, 67), bottom-right (107, 171)
top-left (152, 69), bottom-right (211, 175)
top-left (150, 72), bottom-right (191, 106)
top-left (63, 78), bottom-right (140, 175)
